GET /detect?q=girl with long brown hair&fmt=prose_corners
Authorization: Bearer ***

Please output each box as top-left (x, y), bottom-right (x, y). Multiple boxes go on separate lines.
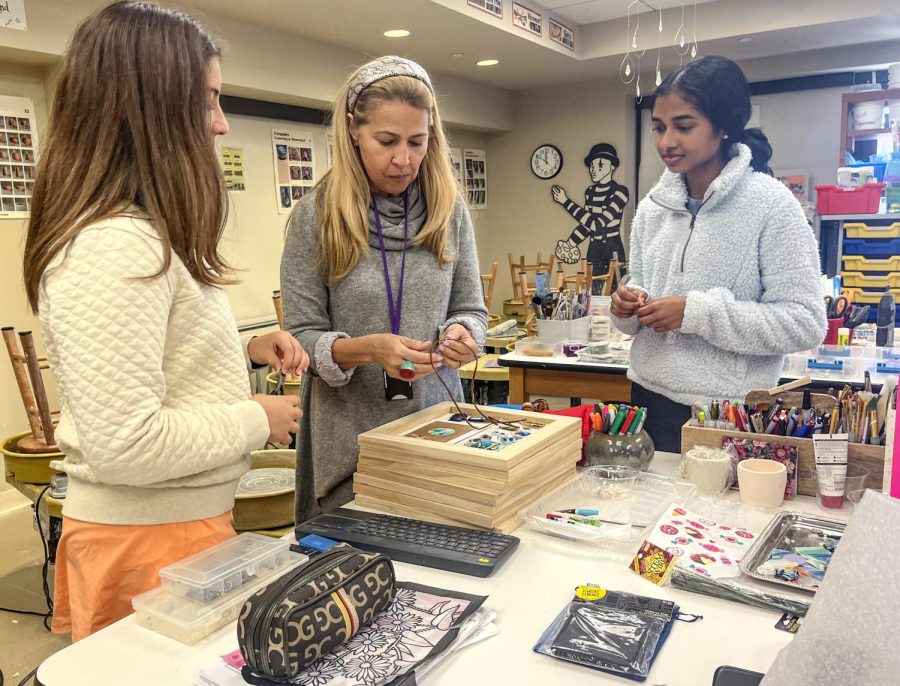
top-left (24, 1), bottom-right (308, 641)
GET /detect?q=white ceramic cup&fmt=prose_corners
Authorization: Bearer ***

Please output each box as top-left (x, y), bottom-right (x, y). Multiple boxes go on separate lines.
top-left (683, 447), bottom-right (733, 495)
top-left (737, 459), bottom-right (787, 508)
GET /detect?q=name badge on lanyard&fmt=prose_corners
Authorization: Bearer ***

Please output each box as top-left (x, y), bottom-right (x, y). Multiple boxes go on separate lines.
top-left (373, 191), bottom-right (414, 401)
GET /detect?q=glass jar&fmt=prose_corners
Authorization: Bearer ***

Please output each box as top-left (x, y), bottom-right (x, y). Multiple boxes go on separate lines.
top-left (585, 430), bottom-right (655, 471)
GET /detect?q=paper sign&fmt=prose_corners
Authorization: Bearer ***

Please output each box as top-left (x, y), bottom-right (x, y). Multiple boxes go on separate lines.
top-left (0, 1), bottom-right (26, 31)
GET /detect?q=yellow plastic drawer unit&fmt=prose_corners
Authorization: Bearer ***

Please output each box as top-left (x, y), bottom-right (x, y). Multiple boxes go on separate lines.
top-left (843, 222), bottom-right (900, 239)
top-left (844, 288), bottom-right (900, 305)
top-left (841, 255), bottom-right (900, 272)
top-left (840, 272), bottom-right (900, 289)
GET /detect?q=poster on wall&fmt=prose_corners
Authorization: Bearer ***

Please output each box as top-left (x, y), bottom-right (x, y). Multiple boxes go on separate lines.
top-left (467, 0), bottom-right (502, 19)
top-left (775, 169), bottom-right (809, 202)
top-left (549, 18), bottom-right (575, 51)
top-left (449, 147), bottom-right (463, 186)
top-left (0, 0), bottom-right (26, 31)
top-left (272, 129), bottom-right (315, 214)
top-left (512, 2), bottom-right (542, 37)
top-left (220, 145), bottom-right (245, 191)
top-left (0, 95), bottom-right (38, 218)
top-left (464, 148), bottom-right (487, 209)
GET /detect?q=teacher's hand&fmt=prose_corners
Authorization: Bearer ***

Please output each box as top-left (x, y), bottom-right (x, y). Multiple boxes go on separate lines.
top-left (437, 324), bottom-right (478, 370)
top-left (248, 331), bottom-right (309, 374)
top-left (370, 333), bottom-right (438, 381)
top-left (636, 295), bottom-right (687, 333)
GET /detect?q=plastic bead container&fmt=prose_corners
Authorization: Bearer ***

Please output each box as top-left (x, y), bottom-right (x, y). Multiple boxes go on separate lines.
top-left (133, 552), bottom-right (307, 644)
top-left (159, 532), bottom-right (298, 605)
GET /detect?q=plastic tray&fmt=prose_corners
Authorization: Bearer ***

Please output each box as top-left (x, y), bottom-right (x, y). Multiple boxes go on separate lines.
top-left (843, 222), bottom-right (900, 239)
top-left (841, 271), bottom-right (900, 289)
top-left (815, 183), bottom-right (884, 215)
top-left (841, 238), bottom-right (900, 259)
top-left (515, 336), bottom-right (562, 358)
top-left (841, 255), bottom-right (900, 272)
top-left (133, 553), bottom-right (307, 644)
top-left (520, 468), bottom-right (695, 554)
top-left (159, 532), bottom-right (298, 605)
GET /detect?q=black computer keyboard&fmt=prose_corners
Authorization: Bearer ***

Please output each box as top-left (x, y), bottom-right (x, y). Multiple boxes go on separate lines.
top-left (295, 508), bottom-right (520, 577)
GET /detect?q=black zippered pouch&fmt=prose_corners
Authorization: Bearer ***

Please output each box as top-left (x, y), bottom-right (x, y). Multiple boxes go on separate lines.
top-left (237, 544), bottom-right (395, 684)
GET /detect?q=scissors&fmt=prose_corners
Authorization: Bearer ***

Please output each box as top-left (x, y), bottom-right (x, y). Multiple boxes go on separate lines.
top-left (824, 295), bottom-right (849, 319)
top-left (843, 304), bottom-right (870, 329)
top-left (271, 370), bottom-right (286, 396)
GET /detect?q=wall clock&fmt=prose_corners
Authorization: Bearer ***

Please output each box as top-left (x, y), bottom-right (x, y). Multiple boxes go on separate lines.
top-left (531, 144), bottom-right (563, 180)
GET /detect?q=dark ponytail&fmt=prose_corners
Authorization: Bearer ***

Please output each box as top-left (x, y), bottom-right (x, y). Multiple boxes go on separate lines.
top-left (736, 127), bottom-right (772, 175)
top-left (655, 55), bottom-right (773, 175)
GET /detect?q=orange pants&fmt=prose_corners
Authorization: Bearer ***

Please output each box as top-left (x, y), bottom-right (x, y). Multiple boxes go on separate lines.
top-left (52, 511), bottom-right (235, 642)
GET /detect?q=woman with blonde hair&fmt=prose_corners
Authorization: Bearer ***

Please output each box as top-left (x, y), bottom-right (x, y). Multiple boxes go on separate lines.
top-left (24, 1), bottom-right (307, 640)
top-left (282, 56), bottom-right (488, 521)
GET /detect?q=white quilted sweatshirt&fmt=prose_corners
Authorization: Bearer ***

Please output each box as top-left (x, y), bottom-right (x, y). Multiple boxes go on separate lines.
top-left (612, 144), bottom-right (827, 405)
top-left (38, 214), bottom-right (270, 525)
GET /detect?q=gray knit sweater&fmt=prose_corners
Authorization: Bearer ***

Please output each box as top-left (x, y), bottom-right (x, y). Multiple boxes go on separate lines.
top-left (281, 183), bottom-right (487, 522)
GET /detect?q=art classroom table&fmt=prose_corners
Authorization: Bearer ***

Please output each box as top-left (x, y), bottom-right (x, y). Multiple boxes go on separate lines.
top-left (35, 453), bottom-right (828, 686)
top-left (498, 351), bottom-right (884, 406)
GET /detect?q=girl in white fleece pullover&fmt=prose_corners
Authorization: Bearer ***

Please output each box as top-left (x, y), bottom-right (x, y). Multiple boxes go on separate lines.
top-left (611, 56), bottom-right (826, 452)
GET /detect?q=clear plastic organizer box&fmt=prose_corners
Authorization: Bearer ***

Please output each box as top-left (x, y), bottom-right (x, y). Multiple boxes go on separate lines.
top-left (159, 532), bottom-right (298, 605)
top-left (133, 552), bottom-right (308, 645)
top-left (520, 468), bottom-right (695, 555)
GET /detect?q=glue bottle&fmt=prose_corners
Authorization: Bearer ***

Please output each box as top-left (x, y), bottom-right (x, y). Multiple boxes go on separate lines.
top-left (876, 287), bottom-right (895, 348)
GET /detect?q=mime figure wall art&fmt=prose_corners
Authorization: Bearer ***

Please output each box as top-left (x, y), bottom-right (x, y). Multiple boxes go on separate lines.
top-left (552, 143), bottom-right (629, 293)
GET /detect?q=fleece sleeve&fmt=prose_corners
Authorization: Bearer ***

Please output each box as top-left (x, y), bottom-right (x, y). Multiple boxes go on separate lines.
top-left (280, 202), bottom-right (353, 387)
top-left (440, 201), bottom-right (489, 352)
top-left (40, 226), bottom-right (269, 487)
top-left (680, 189), bottom-right (827, 355)
top-left (610, 202), bottom-right (646, 336)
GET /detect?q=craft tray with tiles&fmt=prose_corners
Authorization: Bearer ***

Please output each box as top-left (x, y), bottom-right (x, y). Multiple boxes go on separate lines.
top-left (354, 402), bottom-right (581, 533)
top-left (738, 511), bottom-right (846, 593)
top-left (519, 469), bottom-right (695, 555)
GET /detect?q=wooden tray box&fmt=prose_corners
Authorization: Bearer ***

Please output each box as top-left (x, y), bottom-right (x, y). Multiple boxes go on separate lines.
top-left (354, 402), bottom-right (581, 532)
top-left (681, 421), bottom-right (885, 496)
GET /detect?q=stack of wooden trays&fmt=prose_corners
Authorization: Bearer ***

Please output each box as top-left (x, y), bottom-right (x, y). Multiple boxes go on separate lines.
top-left (354, 402), bottom-right (581, 533)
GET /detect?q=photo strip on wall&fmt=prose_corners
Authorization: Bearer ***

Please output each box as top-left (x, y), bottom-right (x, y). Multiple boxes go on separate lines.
top-left (464, 148), bottom-right (487, 209)
top-left (0, 95), bottom-right (38, 218)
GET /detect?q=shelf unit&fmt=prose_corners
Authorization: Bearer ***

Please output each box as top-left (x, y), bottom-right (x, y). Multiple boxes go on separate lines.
top-left (839, 88), bottom-right (900, 165)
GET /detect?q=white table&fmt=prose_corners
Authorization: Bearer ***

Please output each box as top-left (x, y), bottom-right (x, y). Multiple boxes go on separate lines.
top-left (37, 453), bottom-right (830, 686)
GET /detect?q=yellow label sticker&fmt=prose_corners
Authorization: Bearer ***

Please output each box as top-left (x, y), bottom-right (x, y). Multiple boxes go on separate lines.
top-left (575, 585), bottom-right (606, 601)
top-left (478, 557), bottom-right (490, 563)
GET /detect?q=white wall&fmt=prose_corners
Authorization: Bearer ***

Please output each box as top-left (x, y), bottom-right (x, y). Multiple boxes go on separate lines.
top-left (219, 114), bottom-right (490, 324)
top-left (0, 63), bottom-right (55, 511)
top-left (478, 77), bottom-right (635, 307)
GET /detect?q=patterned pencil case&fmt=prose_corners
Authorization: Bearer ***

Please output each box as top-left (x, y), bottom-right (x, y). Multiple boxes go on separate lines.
top-left (237, 544), bottom-right (396, 684)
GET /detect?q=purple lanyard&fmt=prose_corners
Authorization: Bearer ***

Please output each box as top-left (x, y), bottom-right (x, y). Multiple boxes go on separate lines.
top-left (372, 191), bottom-right (409, 335)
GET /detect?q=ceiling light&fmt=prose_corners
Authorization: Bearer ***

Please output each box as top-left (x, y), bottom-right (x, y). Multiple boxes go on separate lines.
top-left (451, 52), bottom-right (464, 58)
top-left (384, 29), bottom-right (410, 38)
top-left (476, 59), bottom-right (499, 67)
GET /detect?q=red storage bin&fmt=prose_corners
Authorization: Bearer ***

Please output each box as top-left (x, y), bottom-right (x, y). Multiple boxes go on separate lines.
top-left (815, 183), bottom-right (885, 215)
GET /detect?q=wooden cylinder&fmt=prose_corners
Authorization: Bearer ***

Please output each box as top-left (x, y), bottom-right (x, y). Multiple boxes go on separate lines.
top-left (18, 330), bottom-right (55, 446)
top-left (272, 290), bottom-right (284, 331)
top-left (2, 326), bottom-right (43, 439)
